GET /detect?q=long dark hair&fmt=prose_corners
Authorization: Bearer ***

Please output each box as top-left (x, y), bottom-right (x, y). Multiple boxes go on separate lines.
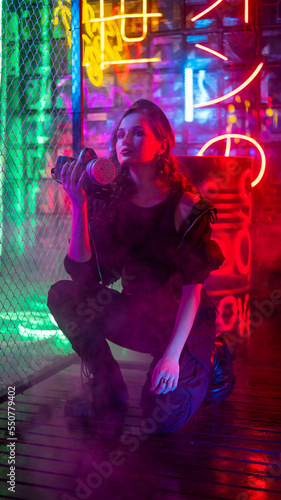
top-left (108, 99), bottom-right (196, 204)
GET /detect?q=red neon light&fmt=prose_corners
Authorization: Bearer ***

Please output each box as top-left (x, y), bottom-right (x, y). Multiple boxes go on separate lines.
top-left (192, 0), bottom-right (249, 23)
top-left (191, 0), bottom-right (223, 22)
top-left (235, 228), bottom-right (251, 275)
top-left (197, 134), bottom-right (266, 187)
top-left (195, 44), bottom-right (228, 61)
top-left (245, 0), bottom-right (249, 23)
top-left (194, 63), bottom-right (263, 108)
top-left (225, 136), bottom-right (231, 156)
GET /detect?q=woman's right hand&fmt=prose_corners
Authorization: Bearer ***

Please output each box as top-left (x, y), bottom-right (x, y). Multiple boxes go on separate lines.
top-left (61, 160), bottom-right (89, 207)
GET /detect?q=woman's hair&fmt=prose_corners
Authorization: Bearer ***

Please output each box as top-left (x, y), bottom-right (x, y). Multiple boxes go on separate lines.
top-left (108, 99), bottom-right (195, 202)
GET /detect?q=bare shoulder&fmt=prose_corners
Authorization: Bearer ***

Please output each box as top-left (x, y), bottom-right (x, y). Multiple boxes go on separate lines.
top-left (174, 191), bottom-right (201, 232)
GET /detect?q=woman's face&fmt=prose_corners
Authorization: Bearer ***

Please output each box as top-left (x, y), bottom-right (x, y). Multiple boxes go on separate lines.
top-left (116, 112), bottom-right (162, 168)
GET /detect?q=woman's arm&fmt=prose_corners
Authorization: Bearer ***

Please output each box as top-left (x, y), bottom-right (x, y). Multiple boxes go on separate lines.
top-left (61, 160), bottom-right (92, 263)
top-left (68, 200), bottom-right (92, 262)
top-left (150, 283), bottom-right (202, 394)
top-left (165, 283), bottom-right (202, 359)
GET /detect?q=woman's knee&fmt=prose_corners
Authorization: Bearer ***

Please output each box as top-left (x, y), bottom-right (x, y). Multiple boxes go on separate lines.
top-left (140, 389), bottom-right (191, 435)
top-left (47, 280), bottom-right (76, 309)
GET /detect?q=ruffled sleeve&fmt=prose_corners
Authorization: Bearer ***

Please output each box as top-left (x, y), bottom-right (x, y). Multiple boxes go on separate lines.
top-left (172, 199), bottom-right (225, 292)
top-left (64, 244), bottom-right (101, 285)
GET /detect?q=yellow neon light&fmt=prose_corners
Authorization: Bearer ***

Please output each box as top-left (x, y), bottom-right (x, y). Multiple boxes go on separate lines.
top-left (101, 57), bottom-right (160, 70)
top-left (197, 134), bottom-right (266, 187)
top-left (90, 13), bottom-right (162, 23)
top-left (100, 0), bottom-right (105, 67)
top-left (96, 0), bottom-right (162, 71)
top-left (194, 63), bottom-right (263, 108)
top-left (53, 0), bottom-right (162, 87)
top-left (191, 0), bottom-right (224, 22)
top-left (121, 0), bottom-right (146, 42)
top-left (195, 44), bottom-right (228, 61)
top-left (52, 0), bottom-right (71, 48)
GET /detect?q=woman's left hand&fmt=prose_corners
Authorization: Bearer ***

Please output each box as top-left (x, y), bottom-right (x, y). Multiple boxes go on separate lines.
top-left (150, 355), bottom-right (180, 394)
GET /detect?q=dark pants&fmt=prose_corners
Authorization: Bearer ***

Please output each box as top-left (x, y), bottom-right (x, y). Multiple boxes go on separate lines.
top-left (47, 280), bottom-right (216, 434)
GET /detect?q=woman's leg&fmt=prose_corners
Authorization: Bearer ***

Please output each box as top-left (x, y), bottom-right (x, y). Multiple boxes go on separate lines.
top-left (47, 280), bottom-right (130, 419)
top-left (47, 280), bottom-right (176, 355)
top-left (47, 280), bottom-right (216, 434)
top-left (47, 280), bottom-right (175, 419)
top-left (139, 289), bottom-right (218, 435)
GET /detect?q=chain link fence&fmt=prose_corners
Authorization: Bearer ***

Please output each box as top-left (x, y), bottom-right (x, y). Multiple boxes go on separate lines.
top-left (0, 0), bottom-right (75, 400)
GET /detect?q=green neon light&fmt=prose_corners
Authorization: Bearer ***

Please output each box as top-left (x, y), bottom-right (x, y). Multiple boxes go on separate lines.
top-left (37, 0), bottom-right (52, 151)
top-left (0, 309), bottom-right (71, 344)
top-left (18, 325), bottom-right (68, 342)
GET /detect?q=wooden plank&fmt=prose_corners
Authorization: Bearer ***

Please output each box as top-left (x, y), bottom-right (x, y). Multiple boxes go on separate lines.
top-left (2, 411), bottom-right (281, 441)
top-left (1, 459), bottom-right (281, 497)
top-left (1, 447), bottom-right (279, 481)
top-left (0, 316), bottom-right (280, 500)
top-left (1, 457), bottom-right (281, 500)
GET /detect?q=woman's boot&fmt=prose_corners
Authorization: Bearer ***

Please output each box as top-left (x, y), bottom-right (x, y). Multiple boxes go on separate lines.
top-left (206, 334), bottom-right (235, 403)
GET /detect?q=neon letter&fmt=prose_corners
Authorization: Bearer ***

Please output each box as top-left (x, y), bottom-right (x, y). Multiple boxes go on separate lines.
top-left (194, 63), bottom-right (263, 108)
top-left (197, 134), bottom-right (266, 187)
top-left (195, 44), bottom-right (228, 61)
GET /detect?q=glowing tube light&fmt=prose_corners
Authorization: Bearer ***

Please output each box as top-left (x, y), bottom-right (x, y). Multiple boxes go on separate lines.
top-left (194, 62), bottom-right (263, 108)
top-left (100, 0), bottom-right (105, 67)
top-left (197, 134), bottom-right (266, 187)
top-left (101, 57), bottom-right (160, 70)
top-left (185, 68), bottom-right (194, 122)
top-left (225, 136), bottom-right (231, 156)
top-left (18, 325), bottom-right (60, 340)
top-left (195, 44), bottom-right (228, 61)
top-left (90, 13), bottom-right (162, 23)
top-left (191, 0), bottom-right (224, 22)
top-left (245, 0), bottom-right (249, 23)
top-left (120, 0), bottom-right (160, 42)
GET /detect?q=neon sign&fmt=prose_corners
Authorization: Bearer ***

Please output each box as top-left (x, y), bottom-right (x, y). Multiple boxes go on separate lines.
top-left (194, 62), bottom-right (264, 108)
top-left (188, 1), bottom-right (266, 187)
top-left (53, 0), bottom-right (162, 87)
top-left (185, 68), bottom-right (194, 123)
top-left (197, 134), bottom-right (266, 187)
top-left (90, 0), bottom-right (161, 72)
top-left (90, 0), bottom-right (161, 43)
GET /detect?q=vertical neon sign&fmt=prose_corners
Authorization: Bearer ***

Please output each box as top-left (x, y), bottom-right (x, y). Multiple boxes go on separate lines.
top-left (185, 68), bottom-right (193, 123)
top-left (185, 1), bottom-right (265, 181)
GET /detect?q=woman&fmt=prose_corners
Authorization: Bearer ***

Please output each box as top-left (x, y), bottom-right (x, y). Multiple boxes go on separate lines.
top-left (47, 99), bottom-right (227, 435)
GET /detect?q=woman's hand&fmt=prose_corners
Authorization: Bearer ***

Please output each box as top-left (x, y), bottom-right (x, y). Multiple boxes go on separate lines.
top-left (61, 160), bottom-right (89, 206)
top-left (150, 355), bottom-right (179, 395)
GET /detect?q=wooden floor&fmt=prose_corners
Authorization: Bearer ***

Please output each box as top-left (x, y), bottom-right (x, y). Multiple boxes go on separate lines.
top-left (1, 314), bottom-right (281, 500)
